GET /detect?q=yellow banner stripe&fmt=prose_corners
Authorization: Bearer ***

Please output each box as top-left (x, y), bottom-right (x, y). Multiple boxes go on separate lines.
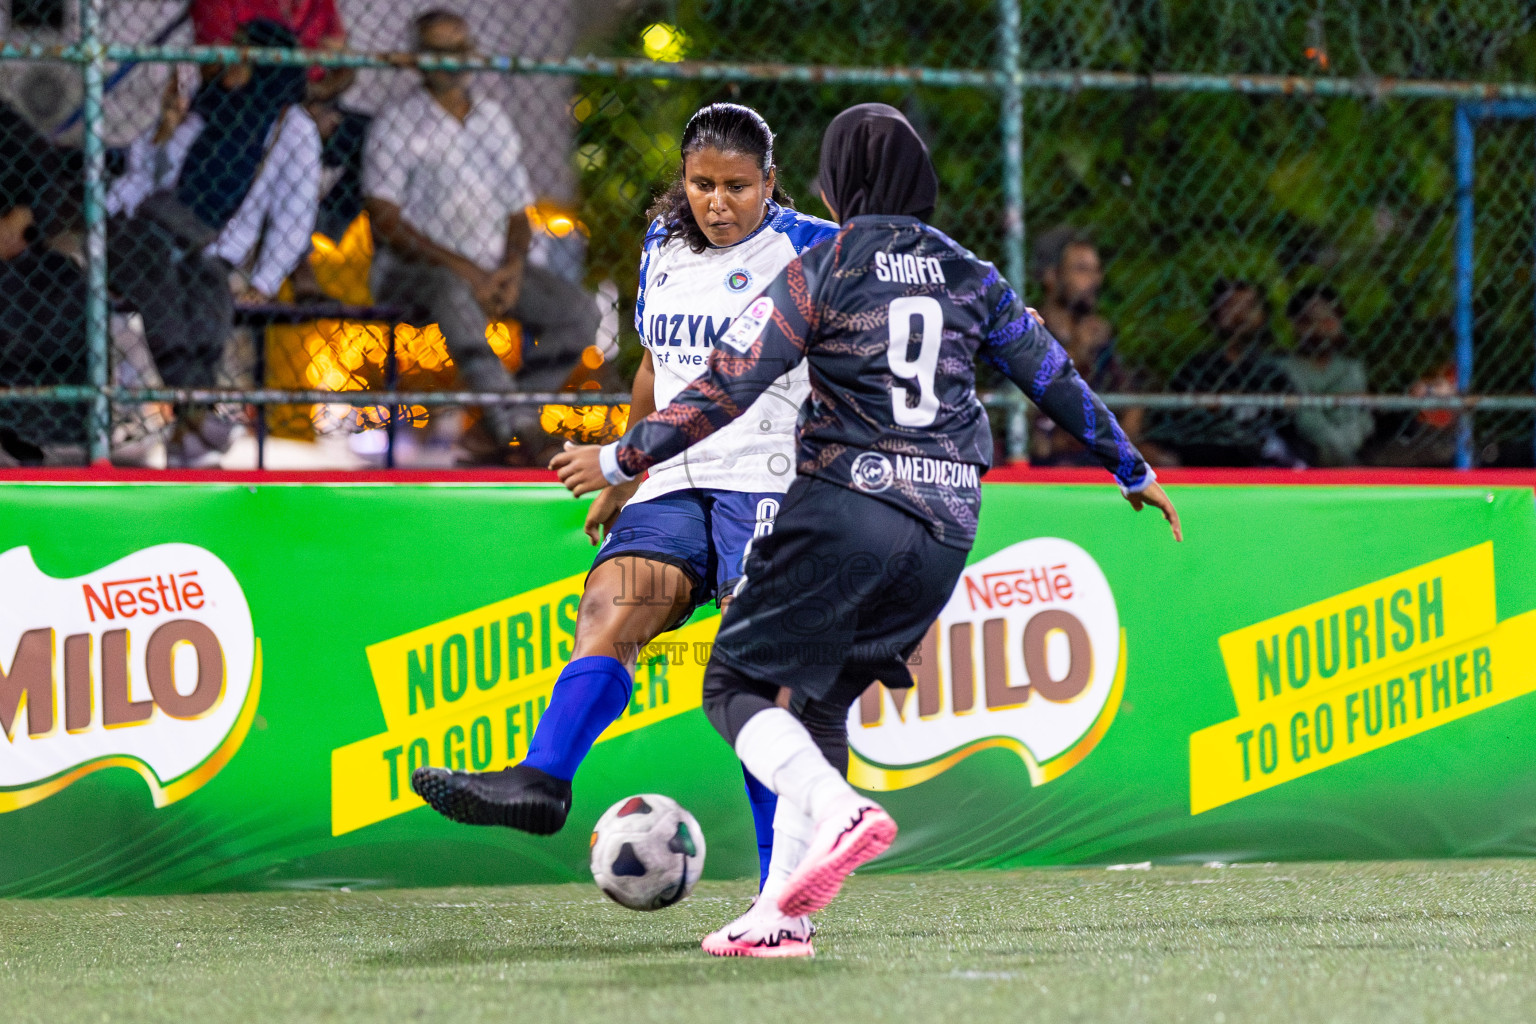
top-left (1190, 611), bottom-right (1536, 814)
top-left (331, 620), bottom-right (717, 836)
top-left (1217, 542), bottom-right (1494, 718)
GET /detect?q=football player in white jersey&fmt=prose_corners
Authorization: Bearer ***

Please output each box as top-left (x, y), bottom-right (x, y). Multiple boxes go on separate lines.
top-left (413, 104), bottom-right (836, 955)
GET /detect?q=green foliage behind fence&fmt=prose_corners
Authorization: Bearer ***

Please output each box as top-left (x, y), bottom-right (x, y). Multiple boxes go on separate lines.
top-left (0, 1), bottom-right (1532, 466)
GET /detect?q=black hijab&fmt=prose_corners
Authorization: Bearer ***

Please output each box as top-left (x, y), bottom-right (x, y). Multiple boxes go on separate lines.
top-left (817, 103), bottom-right (938, 222)
top-left (177, 18), bottom-right (306, 231)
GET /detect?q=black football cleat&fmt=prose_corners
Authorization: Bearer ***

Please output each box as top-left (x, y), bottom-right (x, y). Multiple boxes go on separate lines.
top-left (410, 763), bottom-right (573, 835)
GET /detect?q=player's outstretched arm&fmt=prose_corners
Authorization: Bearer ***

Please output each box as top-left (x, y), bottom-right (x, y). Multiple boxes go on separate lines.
top-left (554, 262), bottom-right (816, 498)
top-left (982, 292), bottom-right (1182, 542)
top-left (550, 329), bottom-right (801, 497)
top-left (549, 360), bottom-right (765, 497)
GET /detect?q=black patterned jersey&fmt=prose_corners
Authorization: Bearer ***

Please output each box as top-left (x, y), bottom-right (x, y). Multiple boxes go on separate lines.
top-left (607, 215), bottom-right (1151, 547)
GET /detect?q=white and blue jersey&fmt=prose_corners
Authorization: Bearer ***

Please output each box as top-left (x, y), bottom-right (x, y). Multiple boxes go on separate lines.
top-left (631, 200), bottom-right (837, 501)
top-left (592, 201), bottom-right (836, 623)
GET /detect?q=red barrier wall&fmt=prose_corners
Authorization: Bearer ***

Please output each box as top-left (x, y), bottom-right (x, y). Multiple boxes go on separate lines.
top-left (2, 467), bottom-right (1534, 488)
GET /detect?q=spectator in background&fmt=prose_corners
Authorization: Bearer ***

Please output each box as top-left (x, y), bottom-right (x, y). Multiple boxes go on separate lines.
top-left (1369, 358), bottom-right (1460, 467)
top-left (308, 93), bottom-right (370, 244)
top-left (282, 46), bottom-right (371, 313)
top-left (192, 0), bottom-right (346, 49)
top-left (1162, 278), bottom-right (1299, 466)
top-left (0, 100), bottom-right (66, 244)
top-left (1279, 285), bottom-right (1373, 466)
top-left (1, 99), bottom-right (88, 461)
top-left (0, 109), bottom-right (88, 463)
top-left (191, 0), bottom-right (355, 102)
top-left (289, 40), bottom-right (370, 300)
top-left (1026, 226), bottom-right (1173, 466)
top-left (106, 18), bottom-right (320, 465)
top-left (364, 9), bottom-right (597, 465)
top-left (1, 99), bottom-right (48, 231)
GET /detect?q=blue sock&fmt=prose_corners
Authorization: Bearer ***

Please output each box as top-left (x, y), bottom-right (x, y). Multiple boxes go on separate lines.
top-left (742, 766), bottom-right (778, 890)
top-left (523, 655), bottom-right (632, 781)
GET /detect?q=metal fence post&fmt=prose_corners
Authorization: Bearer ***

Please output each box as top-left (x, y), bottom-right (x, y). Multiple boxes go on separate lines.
top-left (996, 0), bottom-right (1026, 292)
top-left (79, 0), bottom-right (112, 464)
top-left (996, 0), bottom-right (1029, 462)
top-left (1452, 104), bottom-right (1476, 470)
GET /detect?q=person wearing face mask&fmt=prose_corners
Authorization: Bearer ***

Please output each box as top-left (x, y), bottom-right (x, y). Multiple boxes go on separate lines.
top-left (363, 8), bottom-right (598, 464)
top-left (411, 103), bottom-right (838, 951)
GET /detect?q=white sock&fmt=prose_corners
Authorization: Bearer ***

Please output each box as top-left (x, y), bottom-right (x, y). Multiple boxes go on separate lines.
top-left (734, 707), bottom-right (862, 824)
top-left (758, 797), bottom-right (814, 905)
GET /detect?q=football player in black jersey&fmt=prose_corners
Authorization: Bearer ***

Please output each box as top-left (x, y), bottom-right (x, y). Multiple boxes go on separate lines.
top-left (553, 103), bottom-right (1181, 952)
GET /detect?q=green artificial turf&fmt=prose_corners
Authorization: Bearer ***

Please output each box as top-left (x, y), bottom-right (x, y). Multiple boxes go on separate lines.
top-left (2, 859), bottom-right (1533, 1023)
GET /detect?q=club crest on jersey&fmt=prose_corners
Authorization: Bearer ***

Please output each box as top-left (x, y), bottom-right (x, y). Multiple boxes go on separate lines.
top-left (850, 452), bottom-right (894, 494)
top-left (725, 268), bottom-right (753, 292)
top-left (718, 296), bottom-right (773, 354)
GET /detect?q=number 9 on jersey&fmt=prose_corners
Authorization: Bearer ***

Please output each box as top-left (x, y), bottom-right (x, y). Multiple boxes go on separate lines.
top-left (885, 296), bottom-right (944, 427)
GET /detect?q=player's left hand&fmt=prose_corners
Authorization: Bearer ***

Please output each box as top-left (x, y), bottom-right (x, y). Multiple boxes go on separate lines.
top-left (1125, 481), bottom-right (1183, 542)
top-left (550, 441), bottom-right (607, 497)
top-left (583, 479), bottom-right (640, 545)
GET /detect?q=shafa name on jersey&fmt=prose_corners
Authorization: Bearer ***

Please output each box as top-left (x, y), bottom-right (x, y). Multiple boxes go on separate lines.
top-left (873, 250), bottom-right (946, 286)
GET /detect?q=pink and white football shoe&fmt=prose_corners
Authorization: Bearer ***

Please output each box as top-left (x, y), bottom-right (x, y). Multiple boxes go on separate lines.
top-left (777, 800), bottom-right (896, 917)
top-left (701, 899), bottom-right (815, 958)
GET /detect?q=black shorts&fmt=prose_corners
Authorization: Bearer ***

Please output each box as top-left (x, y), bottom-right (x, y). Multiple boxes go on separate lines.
top-left (708, 476), bottom-right (969, 704)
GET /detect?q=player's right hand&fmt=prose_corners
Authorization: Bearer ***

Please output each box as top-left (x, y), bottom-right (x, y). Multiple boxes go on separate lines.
top-left (550, 441), bottom-right (608, 497)
top-left (583, 480), bottom-right (640, 545)
top-left (1125, 481), bottom-right (1183, 542)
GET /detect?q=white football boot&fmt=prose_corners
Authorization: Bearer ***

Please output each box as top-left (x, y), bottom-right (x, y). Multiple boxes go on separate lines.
top-left (701, 897), bottom-right (815, 958)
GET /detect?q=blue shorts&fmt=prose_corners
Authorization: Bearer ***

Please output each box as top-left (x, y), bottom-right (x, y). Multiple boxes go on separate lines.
top-left (592, 489), bottom-right (783, 632)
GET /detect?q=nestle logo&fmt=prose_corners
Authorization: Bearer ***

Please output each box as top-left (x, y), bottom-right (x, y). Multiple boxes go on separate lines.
top-left (963, 564), bottom-right (1073, 612)
top-left (83, 572), bottom-right (205, 622)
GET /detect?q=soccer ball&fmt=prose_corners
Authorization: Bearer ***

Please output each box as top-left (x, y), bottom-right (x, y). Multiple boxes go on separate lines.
top-left (590, 794), bottom-right (706, 911)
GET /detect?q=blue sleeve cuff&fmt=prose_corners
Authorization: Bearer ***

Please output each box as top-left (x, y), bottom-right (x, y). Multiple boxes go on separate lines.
top-left (1119, 466), bottom-right (1156, 496)
top-left (600, 443), bottom-right (635, 486)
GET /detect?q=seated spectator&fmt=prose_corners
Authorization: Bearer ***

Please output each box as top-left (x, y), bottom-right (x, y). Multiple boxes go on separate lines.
top-left (1026, 226), bottom-right (1174, 467)
top-left (364, 9), bottom-right (598, 465)
top-left (106, 18), bottom-right (320, 465)
top-left (309, 96), bottom-right (370, 245)
top-left (1279, 285), bottom-right (1373, 466)
top-left (0, 99), bottom-right (65, 244)
top-left (0, 100), bottom-right (88, 462)
top-left (1368, 358), bottom-right (1460, 467)
top-left (290, 63), bottom-right (371, 301)
top-left (0, 175), bottom-right (88, 464)
top-left (191, 0), bottom-right (354, 101)
top-left (1161, 278), bottom-right (1300, 466)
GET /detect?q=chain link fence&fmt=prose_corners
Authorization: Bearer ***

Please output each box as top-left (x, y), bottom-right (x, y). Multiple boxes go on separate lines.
top-left (1, 1), bottom-right (1533, 469)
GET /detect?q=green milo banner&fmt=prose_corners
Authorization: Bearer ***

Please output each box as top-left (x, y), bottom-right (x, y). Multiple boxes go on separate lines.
top-left (1, 481), bottom-right (1533, 896)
